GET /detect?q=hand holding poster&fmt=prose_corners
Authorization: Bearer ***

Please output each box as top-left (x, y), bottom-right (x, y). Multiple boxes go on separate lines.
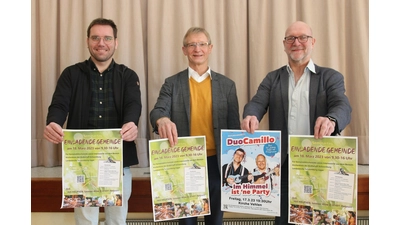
top-left (149, 136), bottom-right (210, 222)
top-left (61, 129), bottom-right (123, 208)
top-left (288, 135), bottom-right (357, 225)
top-left (220, 130), bottom-right (281, 216)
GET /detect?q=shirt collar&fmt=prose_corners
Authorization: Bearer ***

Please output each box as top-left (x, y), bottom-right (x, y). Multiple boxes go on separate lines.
top-left (286, 59), bottom-right (316, 74)
top-left (188, 66), bottom-right (212, 80)
top-left (307, 59), bottom-right (316, 73)
top-left (89, 58), bottom-right (115, 72)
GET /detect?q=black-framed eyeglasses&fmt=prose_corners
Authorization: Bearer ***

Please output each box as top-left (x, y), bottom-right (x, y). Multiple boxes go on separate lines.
top-left (90, 36), bottom-right (114, 43)
top-left (185, 42), bottom-right (210, 49)
top-left (284, 35), bottom-right (312, 44)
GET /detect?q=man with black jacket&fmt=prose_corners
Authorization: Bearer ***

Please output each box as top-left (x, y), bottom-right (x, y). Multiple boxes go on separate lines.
top-left (43, 18), bottom-right (142, 225)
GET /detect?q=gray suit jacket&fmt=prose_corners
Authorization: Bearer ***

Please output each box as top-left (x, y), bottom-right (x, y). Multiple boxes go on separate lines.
top-left (150, 68), bottom-right (241, 170)
top-left (243, 64), bottom-right (352, 161)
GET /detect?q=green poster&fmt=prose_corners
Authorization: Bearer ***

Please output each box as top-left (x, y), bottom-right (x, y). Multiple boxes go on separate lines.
top-left (149, 136), bottom-right (209, 222)
top-left (289, 135), bottom-right (357, 225)
top-left (61, 129), bottom-right (123, 208)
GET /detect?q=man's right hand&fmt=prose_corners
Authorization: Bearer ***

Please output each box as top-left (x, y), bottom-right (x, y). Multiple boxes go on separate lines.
top-left (241, 115), bottom-right (259, 134)
top-left (43, 122), bottom-right (64, 144)
top-left (156, 117), bottom-right (178, 147)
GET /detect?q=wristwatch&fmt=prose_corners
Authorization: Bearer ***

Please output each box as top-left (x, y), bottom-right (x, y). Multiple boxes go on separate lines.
top-left (326, 116), bottom-right (336, 123)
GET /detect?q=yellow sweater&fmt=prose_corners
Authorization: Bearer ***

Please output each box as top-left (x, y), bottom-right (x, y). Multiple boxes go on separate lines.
top-left (189, 76), bottom-right (216, 156)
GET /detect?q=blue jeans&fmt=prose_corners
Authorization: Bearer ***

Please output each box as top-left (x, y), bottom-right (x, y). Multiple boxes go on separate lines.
top-left (74, 167), bottom-right (132, 225)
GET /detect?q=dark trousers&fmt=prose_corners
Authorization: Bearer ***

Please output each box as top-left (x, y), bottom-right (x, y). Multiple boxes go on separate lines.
top-left (274, 158), bottom-right (295, 225)
top-left (179, 155), bottom-right (224, 225)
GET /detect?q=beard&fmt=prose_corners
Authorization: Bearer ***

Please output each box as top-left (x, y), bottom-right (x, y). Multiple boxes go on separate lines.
top-left (289, 52), bottom-right (306, 62)
top-left (89, 48), bottom-right (115, 63)
top-left (288, 48), bottom-right (312, 63)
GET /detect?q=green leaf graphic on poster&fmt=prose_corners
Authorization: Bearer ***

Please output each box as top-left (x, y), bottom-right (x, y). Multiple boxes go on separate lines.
top-left (149, 136), bottom-right (210, 222)
top-left (61, 129), bottom-right (123, 208)
top-left (289, 135), bottom-right (357, 224)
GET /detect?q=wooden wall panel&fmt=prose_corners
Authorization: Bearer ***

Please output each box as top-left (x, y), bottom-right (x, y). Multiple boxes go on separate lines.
top-left (31, 176), bottom-right (368, 212)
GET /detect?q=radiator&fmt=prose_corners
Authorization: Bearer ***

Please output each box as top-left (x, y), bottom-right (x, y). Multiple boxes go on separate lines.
top-left (126, 218), bottom-right (273, 225)
top-left (125, 217), bottom-right (369, 225)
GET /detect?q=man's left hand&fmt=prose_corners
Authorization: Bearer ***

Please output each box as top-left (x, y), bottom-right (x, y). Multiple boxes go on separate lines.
top-left (121, 122), bottom-right (138, 141)
top-left (314, 116), bottom-right (335, 139)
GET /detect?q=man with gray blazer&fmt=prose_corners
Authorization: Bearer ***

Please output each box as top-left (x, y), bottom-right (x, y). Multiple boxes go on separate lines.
top-left (150, 27), bottom-right (240, 225)
top-left (241, 21), bottom-right (352, 225)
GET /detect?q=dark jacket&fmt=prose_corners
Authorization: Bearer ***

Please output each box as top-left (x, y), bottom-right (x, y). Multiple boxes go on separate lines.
top-left (150, 69), bottom-right (240, 170)
top-left (46, 59), bottom-right (142, 167)
top-left (243, 64), bottom-right (352, 161)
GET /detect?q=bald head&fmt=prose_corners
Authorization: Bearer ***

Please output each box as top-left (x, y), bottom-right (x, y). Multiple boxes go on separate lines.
top-left (255, 154), bottom-right (267, 170)
top-left (283, 21), bottom-right (315, 65)
top-left (285, 21), bottom-right (313, 37)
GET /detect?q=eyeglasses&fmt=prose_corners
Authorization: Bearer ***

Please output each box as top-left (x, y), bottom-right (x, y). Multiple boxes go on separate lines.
top-left (185, 42), bottom-right (210, 49)
top-left (90, 36), bottom-right (114, 43)
top-left (284, 35), bottom-right (312, 44)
